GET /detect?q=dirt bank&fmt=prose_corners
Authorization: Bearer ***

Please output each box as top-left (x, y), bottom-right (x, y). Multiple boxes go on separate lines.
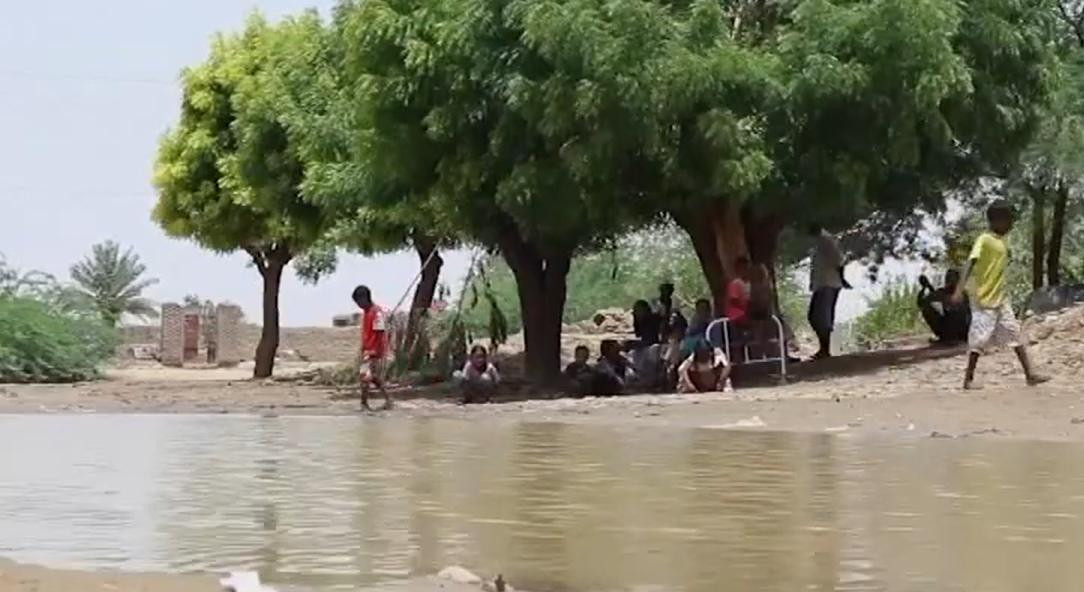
top-left (0, 559), bottom-right (504, 592)
top-left (5, 305), bottom-right (1084, 441)
top-left (0, 558), bottom-right (216, 592)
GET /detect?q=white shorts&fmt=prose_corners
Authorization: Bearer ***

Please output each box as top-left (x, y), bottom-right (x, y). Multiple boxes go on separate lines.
top-left (968, 302), bottom-right (1021, 353)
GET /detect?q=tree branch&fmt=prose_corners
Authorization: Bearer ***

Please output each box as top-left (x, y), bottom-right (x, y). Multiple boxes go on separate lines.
top-left (1057, 1), bottom-right (1084, 48)
top-left (245, 247), bottom-right (268, 275)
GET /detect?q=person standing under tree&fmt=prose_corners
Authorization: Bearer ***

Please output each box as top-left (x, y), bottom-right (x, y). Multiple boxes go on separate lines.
top-left (353, 285), bottom-right (392, 410)
top-left (951, 202), bottom-right (1050, 390)
top-left (807, 224), bottom-right (852, 359)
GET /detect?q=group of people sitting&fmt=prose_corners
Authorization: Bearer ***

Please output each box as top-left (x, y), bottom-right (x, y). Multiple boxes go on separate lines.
top-left (561, 273), bottom-right (784, 397)
top-left (563, 337), bottom-right (733, 397)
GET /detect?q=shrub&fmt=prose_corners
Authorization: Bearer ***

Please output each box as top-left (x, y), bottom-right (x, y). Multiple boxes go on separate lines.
top-left (852, 280), bottom-right (926, 350)
top-left (0, 257), bottom-right (117, 383)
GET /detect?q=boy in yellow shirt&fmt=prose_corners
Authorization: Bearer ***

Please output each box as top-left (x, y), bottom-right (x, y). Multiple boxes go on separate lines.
top-left (951, 201), bottom-right (1049, 390)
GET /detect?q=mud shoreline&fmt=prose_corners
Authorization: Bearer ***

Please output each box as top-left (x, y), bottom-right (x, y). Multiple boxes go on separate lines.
top-left (0, 337), bottom-right (1081, 442)
top-left (0, 558), bottom-right (216, 592)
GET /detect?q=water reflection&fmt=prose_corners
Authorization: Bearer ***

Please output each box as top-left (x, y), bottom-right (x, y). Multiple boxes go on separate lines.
top-left (1, 415), bottom-right (1084, 591)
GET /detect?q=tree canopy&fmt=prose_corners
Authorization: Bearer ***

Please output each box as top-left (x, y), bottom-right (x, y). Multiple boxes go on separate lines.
top-left (153, 13), bottom-right (334, 377)
top-left (69, 241), bottom-right (158, 327)
top-left (321, 0), bottom-right (1056, 381)
top-left (156, 0), bottom-right (1061, 383)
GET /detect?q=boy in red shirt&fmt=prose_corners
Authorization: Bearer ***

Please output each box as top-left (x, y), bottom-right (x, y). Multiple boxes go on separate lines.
top-left (352, 285), bottom-right (391, 410)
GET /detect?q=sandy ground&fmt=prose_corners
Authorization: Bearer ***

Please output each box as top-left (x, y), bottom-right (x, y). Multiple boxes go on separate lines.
top-left (0, 558), bottom-right (217, 592)
top-left (0, 559), bottom-right (501, 592)
top-left (0, 338), bottom-right (1082, 441)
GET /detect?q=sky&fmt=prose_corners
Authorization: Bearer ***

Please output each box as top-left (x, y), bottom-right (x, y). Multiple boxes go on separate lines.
top-left (0, 0), bottom-right (918, 327)
top-left (0, 0), bottom-right (472, 327)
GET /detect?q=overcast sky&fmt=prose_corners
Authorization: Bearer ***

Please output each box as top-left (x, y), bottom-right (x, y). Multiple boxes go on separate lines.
top-left (0, 0), bottom-right (472, 327)
top-left (0, 1), bottom-right (919, 327)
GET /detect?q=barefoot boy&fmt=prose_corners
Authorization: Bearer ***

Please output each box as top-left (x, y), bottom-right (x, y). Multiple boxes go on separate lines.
top-left (951, 202), bottom-right (1050, 390)
top-left (352, 285), bottom-right (392, 410)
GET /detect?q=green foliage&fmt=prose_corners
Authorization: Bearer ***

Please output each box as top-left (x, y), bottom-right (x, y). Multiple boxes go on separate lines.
top-left (457, 224), bottom-right (810, 335)
top-left (0, 258), bottom-right (116, 383)
top-left (852, 280), bottom-right (926, 350)
top-left (459, 227), bottom-right (711, 334)
top-left (70, 241), bottom-right (158, 327)
top-left (153, 12), bottom-right (331, 263)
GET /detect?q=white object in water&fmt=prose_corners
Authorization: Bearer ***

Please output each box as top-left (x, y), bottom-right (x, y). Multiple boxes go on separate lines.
top-left (438, 565), bottom-right (483, 585)
top-left (220, 571), bottom-right (277, 592)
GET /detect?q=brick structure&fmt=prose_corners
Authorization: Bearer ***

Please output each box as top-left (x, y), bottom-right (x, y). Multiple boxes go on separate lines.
top-left (215, 303), bottom-right (244, 367)
top-left (159, 303), bottom-right (184, 367)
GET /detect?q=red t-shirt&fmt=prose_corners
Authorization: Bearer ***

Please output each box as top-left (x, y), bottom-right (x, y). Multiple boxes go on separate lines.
top-left (725, 278), bottom-right (750, 323)
top-left (361, 304), bottom-right (388, 358)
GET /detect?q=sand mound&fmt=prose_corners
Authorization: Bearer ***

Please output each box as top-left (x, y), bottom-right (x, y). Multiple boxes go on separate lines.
top-left (1024, 303), bottom-right (1084, 372)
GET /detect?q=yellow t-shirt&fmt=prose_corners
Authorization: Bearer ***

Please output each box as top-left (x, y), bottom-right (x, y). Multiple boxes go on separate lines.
top-left (968, 231), bottom-right (1009, 308)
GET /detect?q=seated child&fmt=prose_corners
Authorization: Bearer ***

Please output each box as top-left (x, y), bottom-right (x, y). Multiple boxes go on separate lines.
top-left (677, 339), bottom-right (734, 394)
top-left (593, 339), bottom-right (636, 396)
top-left (453, 345), bottom-right (501, 404)
top-left (563, 345), bottom-right (594, 397)
top-left (684, 298), bottom-right (714, 356)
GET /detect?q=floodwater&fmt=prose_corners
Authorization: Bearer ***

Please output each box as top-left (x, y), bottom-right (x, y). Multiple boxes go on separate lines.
top-left (2, 415), bottom-right (1084, 592)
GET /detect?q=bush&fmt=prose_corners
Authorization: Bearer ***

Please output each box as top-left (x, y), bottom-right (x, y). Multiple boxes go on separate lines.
top-left (0, 296), bottom-right (117, 383)
top-left (0, 257), bottom-right (117, 383)
top-left (852, 280), bottom-right (926, 350)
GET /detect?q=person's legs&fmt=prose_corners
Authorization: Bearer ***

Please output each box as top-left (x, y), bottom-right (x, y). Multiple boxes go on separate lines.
top-left (994, 303), bottom-right (1050, 386)
top-left (919, 301), bottom-right (946, 341)
top-left (359, 360), bottom-right (373, 410)
top-left (808, 288), bottom-right (836, 359)
top-left (963, 351), bottom-right (981, 390)
top-left (807, 290), bottom-right (822, 350)
top-left (964, 304), bottom-right (994, 390)
top-left (370, 358), bottom-right (391, 409)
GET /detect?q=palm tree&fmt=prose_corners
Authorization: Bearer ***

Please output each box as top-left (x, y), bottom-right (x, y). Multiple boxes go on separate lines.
top-left (70, 241), bottom-right (159, 326)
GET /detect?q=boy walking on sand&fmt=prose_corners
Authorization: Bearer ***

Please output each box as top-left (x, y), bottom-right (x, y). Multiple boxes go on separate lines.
top-left (352, 285), bottom-right (392, 410)
top-left (951, 202), bottom-right (1050, 390)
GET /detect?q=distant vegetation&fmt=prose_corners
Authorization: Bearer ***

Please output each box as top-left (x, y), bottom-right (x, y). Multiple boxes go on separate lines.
top-left (70, 241), bottom-right (159, 327)
top-left (0, 256), bottom-right (117, 383)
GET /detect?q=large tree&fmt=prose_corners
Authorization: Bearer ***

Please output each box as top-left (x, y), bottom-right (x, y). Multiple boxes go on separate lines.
top-left (154, 14), bottom-right (331, 378)
top-left (331, 0), bottom-right (1054, 381)
top-left (641, 0), bottom-right (1058, 309)
top-left (1013, 0), bottom-right (1084, 288)
top-left (333, 0), bottom-right (666, 382)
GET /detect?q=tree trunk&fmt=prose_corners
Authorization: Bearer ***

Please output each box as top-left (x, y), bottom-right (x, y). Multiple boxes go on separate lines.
top-left (678, 212), bottom-right (729, 313)
top-left (742, 209), bottom-right (784, 314)
top-left (1031, 186), bottom-right (1047, 290)
top-left (253, 251), bottom-right (289, 379)
top-left (674, 201), bottom-right (754, 314)
top-left (404, 237), bottom-right (444, 355)
top-left (1047, 181), bottom-right (1069, 286)
top-left (499, 231), bottom-right (571, 385)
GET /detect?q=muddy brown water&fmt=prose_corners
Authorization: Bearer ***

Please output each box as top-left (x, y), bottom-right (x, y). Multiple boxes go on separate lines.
top-left (2, 415), bottom-right (1084, 591)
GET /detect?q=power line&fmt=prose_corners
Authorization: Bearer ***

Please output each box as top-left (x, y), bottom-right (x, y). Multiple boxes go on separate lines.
top-left (0, 69), bottom-right (176, 87)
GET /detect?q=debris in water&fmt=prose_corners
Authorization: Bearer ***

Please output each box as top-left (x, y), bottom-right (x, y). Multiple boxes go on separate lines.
top-left (439, 565), bottom-right (483, 585)
top-left (704, 416), bottom-right (766, 429)
top-left (220, 571), bottom-right (277, 592)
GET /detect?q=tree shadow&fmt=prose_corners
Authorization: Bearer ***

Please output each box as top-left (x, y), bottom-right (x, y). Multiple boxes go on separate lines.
top-left (735, 344), bottom-right (967, 388)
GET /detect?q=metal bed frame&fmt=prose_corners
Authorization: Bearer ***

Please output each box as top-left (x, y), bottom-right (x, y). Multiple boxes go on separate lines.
top-left (705, 316), bottom-right (788, 381)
